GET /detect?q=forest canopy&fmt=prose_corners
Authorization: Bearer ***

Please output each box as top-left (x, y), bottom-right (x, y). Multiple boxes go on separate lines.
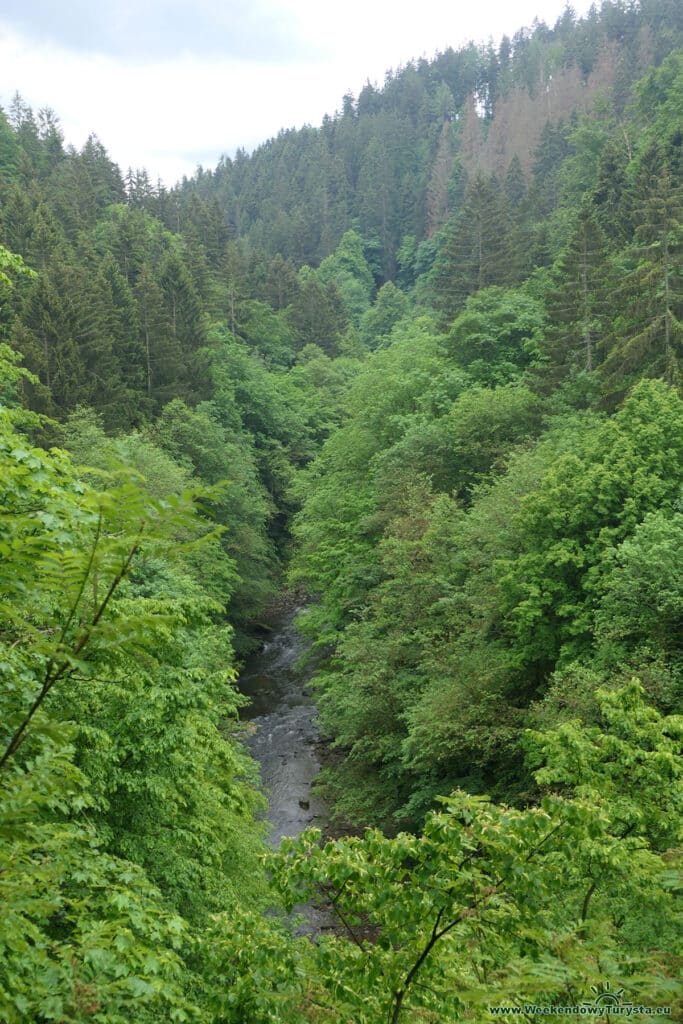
top-left (1, 1), bottom-right (682, 1020)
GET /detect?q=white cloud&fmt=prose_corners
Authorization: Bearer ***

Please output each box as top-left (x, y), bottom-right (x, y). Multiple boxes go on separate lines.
top-left (0, 0), bottom-right (596, 187)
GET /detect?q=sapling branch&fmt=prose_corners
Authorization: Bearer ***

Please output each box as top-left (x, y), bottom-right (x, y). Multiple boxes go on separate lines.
top-left (386, 818), bottom-right (568, 1024)
top-left (57, 510), bottom-right (102, 648)
top-left (0, 524), bottom-right (144, 771)
top-left (332, 902), bottom-right (364, 949)
top-left (580, 879), bottom-right (597, 932)
top-left (389, 907), bottom-right (445, 1024)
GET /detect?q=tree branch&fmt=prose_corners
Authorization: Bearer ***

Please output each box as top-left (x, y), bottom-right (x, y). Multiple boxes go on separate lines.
top-left (0, 525), bottom-right (144, 771)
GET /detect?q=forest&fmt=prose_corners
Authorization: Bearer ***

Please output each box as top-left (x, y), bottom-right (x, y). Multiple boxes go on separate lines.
top-left (0, 0), bottom-right (682, 1020)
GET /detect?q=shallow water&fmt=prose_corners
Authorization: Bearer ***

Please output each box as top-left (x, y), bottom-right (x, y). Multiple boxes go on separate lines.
top-left (238, 606), bottom-right (331, 933)
top-left (238, 605), bottom-right (328, 848)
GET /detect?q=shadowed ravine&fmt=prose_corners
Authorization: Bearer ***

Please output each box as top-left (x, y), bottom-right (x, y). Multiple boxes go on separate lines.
top-left (238, 605), bottom-right (331, 933)
top-left (238, 604), bottom-right (328, 848)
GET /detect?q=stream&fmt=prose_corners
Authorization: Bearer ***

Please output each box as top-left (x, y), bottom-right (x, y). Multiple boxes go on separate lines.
top-left (238, 604), bottom-right (330, 933)
top-left (238, 604), bottom-right (328, 848)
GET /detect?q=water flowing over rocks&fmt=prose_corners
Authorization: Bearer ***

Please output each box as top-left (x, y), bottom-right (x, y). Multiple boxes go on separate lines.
top-left (239, 605), bottom-right (327, 846)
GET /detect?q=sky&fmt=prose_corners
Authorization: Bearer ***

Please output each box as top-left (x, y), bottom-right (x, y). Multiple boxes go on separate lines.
top-left (0, 0), bottom-right (596, 187)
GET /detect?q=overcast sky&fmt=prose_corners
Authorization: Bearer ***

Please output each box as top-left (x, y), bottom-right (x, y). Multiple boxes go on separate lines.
top-left (0, 0), bottom-right (595, 187)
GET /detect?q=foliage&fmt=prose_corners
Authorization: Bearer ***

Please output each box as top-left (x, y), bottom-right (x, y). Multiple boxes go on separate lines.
top-left (0, 351), bottom-right (267, 1019)
top-left (1, 8), bottom-right (683, 1021)
top-left (446, 285), bottom-right (545, 385)
top-left (211, 685), bottom-right (680, 1024)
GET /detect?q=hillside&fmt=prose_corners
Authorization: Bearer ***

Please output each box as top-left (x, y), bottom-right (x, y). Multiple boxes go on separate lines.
top-left (0, 1), bottom-right (682, 1020)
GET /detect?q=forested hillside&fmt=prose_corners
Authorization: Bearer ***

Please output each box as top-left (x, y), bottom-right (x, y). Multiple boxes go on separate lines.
top-left (1, 0), bottom-right (682, 1020)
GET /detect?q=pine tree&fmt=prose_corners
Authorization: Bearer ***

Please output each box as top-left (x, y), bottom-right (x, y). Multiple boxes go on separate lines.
top-left (14, 262), bottom-right (87, 413)
top-left (541, 201), bottom-right (612, 384)
top-left (134, 263), bottom-right (182, 405)
top-left (159, 250), bottom-right (205, 353)
top-left (604, 147), bottom-right (683, 388)
top-left (431, 174), bottom-right (513, 325)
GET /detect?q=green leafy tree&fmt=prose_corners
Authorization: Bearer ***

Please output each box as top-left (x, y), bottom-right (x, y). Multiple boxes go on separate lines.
top-left (0, 350), bottom-right (270, 1018)
top-left (152, 397), bottom-right (277, 630)
top-left (0, 244), bottom-right (35, 337)
top-left (206, 684), bottom-right (680, 1023)
top-left (594, 508), bottom-right (683, 697)
top-left (317, 229), bottom-right (375, 326)
top-left (0, 367), bottom-right (202, 1019)
top-left (359, 280), bottom-right (409, 348)
top-left (497, 380), bottom-right (683, 674)
top-left (446, 285), bottom-right (544, 385)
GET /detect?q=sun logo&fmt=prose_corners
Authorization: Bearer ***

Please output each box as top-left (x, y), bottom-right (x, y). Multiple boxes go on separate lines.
top-left (587, 982), bottom-right (627, 1007)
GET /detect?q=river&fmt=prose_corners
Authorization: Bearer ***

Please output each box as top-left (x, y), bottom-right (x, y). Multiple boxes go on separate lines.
top-left (238, 604), bottom-right (328, 849)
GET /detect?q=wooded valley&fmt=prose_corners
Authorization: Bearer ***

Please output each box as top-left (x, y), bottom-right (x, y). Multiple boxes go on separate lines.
top-left (0, 1), bottom-right (682, 1019)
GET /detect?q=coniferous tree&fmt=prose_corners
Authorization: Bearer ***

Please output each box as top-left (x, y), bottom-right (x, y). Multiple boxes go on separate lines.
top-left (2, 184), bottom-right (63, 278)
top-left (504, 154), bottom-right (527, 209)
top-left (79, 134), bottom-right (126, 209)
top-left (604, 146), bottom-right (683, 388)
top-left (159, 250), bottom-right (205, 356)
top-left (358, 132), bottom-right (400, 278)
top-left (8, 94), bottom-right (42, 174)
top-left (48, 155), bottom-right (103, 240)
top-left (73, 262), bottom-right (129, 420)
top-left (104, 205), bottom-right (150, 286)
top-left (35, 106), bottom-right (65, 177)
top-left (264, 253), bottom-right (300, 311)
top-left (287, 269), bottom-right (348, 355)
top-left (101, 253), bottom-right (150, 423)
top-left (0, 106), bottom-right (20, 180)
top-left (214, 239), bottom-right (251, 335)
top-left (592, 137), bottom-right (632, 246)
top-left (134, 262), bottom-right (182, 405)
top-left (541, 201), bottom-right (612, 385)
top-left (532, 120), bottom-right (571, 215)
top-left (13, 262), bottom-right (87, 413)
top-left (432, 174), bottom-right (513, 325)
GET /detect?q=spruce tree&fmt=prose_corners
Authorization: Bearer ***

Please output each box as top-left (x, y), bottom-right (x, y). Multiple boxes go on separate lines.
top-left (432, 174), bottom-right (513, 325)
top-left (134, 263), bottom-right (182, 405)
top-left (541, 201), bottom-right (612, 385)
top-left (287, 269), bottom-right (348, 355)
top-left (604, 146), bottom-right (682, 388)
top-left (14, 262), bottom-right (87, 413)
top-left (159, 250), bottom-right (205, 356)
top-left (592, 137), bottom-right (631, 246)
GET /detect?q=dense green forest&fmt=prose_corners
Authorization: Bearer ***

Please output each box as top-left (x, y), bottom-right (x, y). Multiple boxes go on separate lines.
top-left (1, 0), bottom-right (682, 1020)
